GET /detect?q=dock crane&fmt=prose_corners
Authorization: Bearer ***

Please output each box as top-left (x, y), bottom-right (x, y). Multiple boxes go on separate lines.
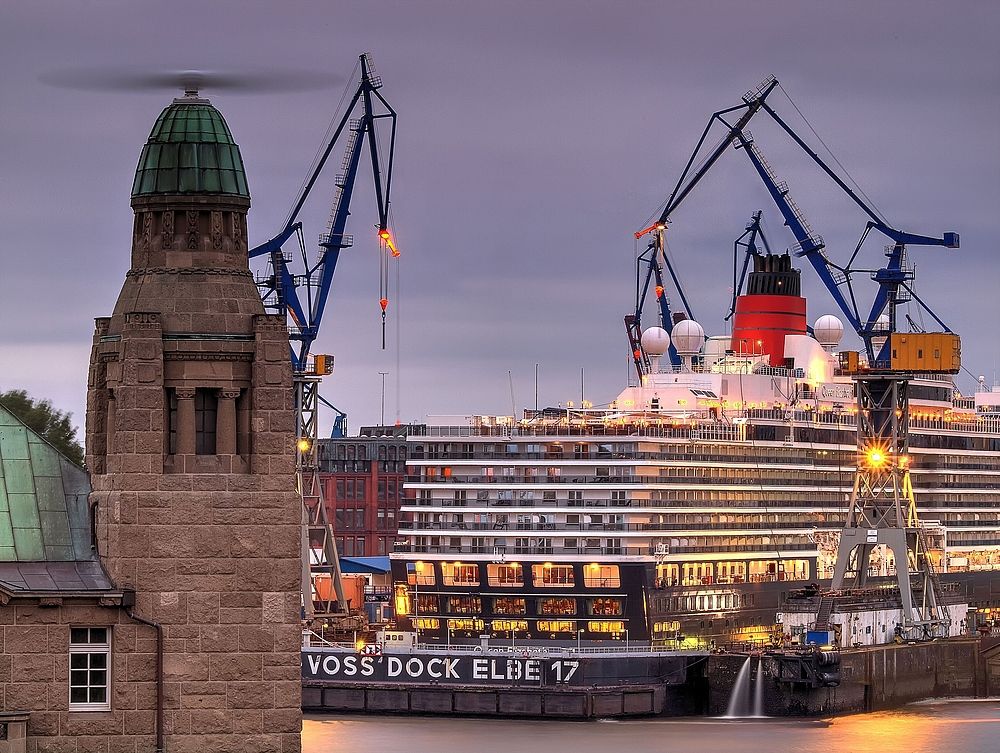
top-left (250, 53), bottom-right (398, 623)
top-left (631, 75), bottom-right (959, 365)
top-left (636, 76), bottom-right (962, 638)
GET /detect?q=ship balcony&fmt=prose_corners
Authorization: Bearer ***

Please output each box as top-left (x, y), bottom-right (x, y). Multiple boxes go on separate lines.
top-left (396, 520), bottom-right (841, 533)
top-left (392, 543), bottom-right (647, 557)
top-left (403, 497), bottom-right (853, 511)
top-left (405, 473), bottom-right (853, 487)
top-left (391, 541), bottom-right (817, 557)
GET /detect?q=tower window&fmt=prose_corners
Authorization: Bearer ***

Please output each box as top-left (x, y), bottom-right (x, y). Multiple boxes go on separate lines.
top-left (167, 390), bottom-right (178, 455)
top-left (195, 389), bottom-right (218, 455)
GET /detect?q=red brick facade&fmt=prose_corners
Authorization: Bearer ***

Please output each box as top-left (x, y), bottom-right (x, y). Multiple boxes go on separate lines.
top-left (317, 431), bottom-right (411, 558)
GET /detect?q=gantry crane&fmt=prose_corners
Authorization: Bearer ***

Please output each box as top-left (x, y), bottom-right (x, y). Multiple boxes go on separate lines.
top-left (635, 76), bottom-right (962, 636)
top-left (250, 53), bottom-right (398, 623)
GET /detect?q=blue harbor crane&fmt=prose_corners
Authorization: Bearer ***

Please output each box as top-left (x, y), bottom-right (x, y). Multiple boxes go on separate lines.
top-left (632, 75), bottom-right (959, 368)
top-left (250, 53), bottom-right (398, 621)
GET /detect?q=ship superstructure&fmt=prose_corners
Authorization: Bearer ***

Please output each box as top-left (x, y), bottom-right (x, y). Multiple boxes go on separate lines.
top-left (389, 77), bottom-right (997, 647)
top-left (389, 314), bottom-right (1000, 645)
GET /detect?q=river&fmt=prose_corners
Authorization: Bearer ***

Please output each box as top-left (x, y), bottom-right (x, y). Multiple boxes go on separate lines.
top-left (302, 699), bottom-right (1000, 753)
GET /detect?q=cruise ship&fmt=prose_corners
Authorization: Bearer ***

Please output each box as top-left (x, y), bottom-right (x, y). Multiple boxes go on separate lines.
top-left (388, 250), bottom-right (1000, 648)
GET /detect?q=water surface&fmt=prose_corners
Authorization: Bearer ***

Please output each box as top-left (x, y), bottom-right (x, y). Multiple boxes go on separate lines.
top-left (303, 699), bottom-right (1000, 753)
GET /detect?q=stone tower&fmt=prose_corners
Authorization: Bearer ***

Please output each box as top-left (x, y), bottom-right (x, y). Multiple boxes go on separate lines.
top-left (86, 92), bottom-right (303, 752)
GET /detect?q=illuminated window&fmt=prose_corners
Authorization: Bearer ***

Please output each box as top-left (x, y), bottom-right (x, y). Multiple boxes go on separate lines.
top-left (583, 564), bottom-right (620, 588)
top-left (394, 584), bottom-right (411, 615)
top-left (539, 597), bottom-right (577, 616)
top-left (416, 594), bottom-right (439, 614)
top-left (588, 597), bottom-right (623, 616)
top-left (493, 597), bottom-right (526, 615)
top-left (447, 618), bottom-right (484, 632)
top-left (487, 563), bottom-right (523, 587)
top-left (69, 627), bottom-right (111, 711)
top-left (441, 562), bottom-right (480, 586)
top-left (447, 596), bottom-right (481, 615)
top-left (538, 620), bottom-right (576, 633)
top-left (414, 618), bottom-right (440, 630)
top-left (653, 621), bottom-right (680, 634)
top-left (588, 620), bottom-right (626, 633)
top-left (532, 564), bottom-right (575, 587)
top-left (492, 620), bottom-right (528, 632)
top-left (406, 561), bottom-right (436, 586)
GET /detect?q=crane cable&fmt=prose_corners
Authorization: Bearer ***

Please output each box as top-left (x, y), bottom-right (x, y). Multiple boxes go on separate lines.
top-left (775, 82), bottom-right (889, 225)
top-left (283, 59), bottom-right (361, 228)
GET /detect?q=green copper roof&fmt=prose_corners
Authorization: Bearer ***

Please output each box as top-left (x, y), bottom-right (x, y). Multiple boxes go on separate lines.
top-left (0, 405), bottom-right (93, 562)
top-left (131, 97), bottom-right (250, 198)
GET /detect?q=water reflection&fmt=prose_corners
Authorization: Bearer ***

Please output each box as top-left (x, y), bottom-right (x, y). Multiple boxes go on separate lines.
top-left (303, 700), bottom-right (1000, 753)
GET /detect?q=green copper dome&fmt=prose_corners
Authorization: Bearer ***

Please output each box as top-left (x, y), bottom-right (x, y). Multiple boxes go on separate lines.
top-left (131, 97), bottom-right (249, 198)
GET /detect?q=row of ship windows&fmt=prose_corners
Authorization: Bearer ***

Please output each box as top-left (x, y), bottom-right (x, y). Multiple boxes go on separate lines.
top-left (654, 560), bottom-right (811, 586)
top-left (405, 535), bottom-right (812, 551)
top-left (649, 592), bottom-right (755, 612)
top-left (416, 467), bottom-right (1000, 487)
top-left (406, 562), bottom-right (620, 588)
top-left (411, 438), bottom-right (1000, 463)
top-left (411, 618), bottom-right (626, 635)
top-left (409, 595), bottom-right (623, 617)
top-left (406, 512), bottom-right (845, 528)
top-left (410, 489), bottom-right (1000, 509)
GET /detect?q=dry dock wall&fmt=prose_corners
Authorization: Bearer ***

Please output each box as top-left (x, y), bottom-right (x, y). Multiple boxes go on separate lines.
top-left (707, 638), bottom-right (984, 716)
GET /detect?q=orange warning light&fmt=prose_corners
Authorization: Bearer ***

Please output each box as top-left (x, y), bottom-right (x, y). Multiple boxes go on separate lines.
top-left (655, 285), bottom-right (664, 298)
top-left (633, 350), bottom-right (642, 360)
top-left (379, 298), bottom-right (388, 312)
top-left (378, 228), bottom-right (399, 257)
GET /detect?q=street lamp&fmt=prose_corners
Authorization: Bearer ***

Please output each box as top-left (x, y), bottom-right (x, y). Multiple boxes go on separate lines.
top-left (577, 628), bottom-right (584, 652)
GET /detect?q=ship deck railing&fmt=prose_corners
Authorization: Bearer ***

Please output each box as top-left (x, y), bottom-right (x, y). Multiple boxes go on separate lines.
top-left (391, 542), bottom-right (817, 556)
top-left (301, 640), bottom-right (710, 657)
top-left (398, 520), bottom-right (846, 533)
top-left (417, 409), bottom-right (1000, 438)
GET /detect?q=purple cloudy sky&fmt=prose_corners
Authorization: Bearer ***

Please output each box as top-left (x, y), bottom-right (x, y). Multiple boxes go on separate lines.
top-left (1, 0), bottom-right (998, 435)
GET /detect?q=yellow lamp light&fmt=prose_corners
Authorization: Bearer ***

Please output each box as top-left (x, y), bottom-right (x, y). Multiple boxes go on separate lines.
top-left (865, 447), bottom-right (888, 468)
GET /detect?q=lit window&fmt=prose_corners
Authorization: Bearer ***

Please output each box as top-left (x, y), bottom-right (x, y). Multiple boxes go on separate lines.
top-left (406, 561), bottom-right (436, 586)
top-left (583, 564), bottom-right (620, 588)
top-left (447, 596), bottom-right (481, 615)
top-left (588, 620), bottom-right (626, 633)
top-left (492, 597), bottom-right (526, 615)
top-left (531, 564), bottom-right (575, 587)
top-left (414, 617), bottom-right (440, 630)
top-left (447, 618), bottom-right (484, 632)
top-left (487, 563), bottom-right (523, 587)
top-left (538, 620), bottom-right (576, 633)
top-left (69, 627), bottom-right (111, 711)
top-left (539, 597), bottom-right (577, 616)
top-left (441, 562), bottom-right (479, 586)
top-left (492, 620), bottom-right (528, 632)
top-left (588, 597), bottom-right (623, 616)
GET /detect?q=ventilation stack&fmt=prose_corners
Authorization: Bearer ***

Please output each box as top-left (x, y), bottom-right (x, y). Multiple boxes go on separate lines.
top-left (731, 254), bottom-right (807, 367)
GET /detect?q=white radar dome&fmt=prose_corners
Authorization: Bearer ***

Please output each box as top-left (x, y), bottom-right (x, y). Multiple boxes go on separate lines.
top-left (671, 319), bottom-right (705, 355)
top-left (814, 315), bottom-right (844, 347)
top-left (640, 327), bottom-right (671, 356)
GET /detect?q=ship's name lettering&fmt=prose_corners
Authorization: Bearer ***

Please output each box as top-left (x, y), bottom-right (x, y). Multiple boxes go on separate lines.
top-left (303, 653), bottom-right (580, 684)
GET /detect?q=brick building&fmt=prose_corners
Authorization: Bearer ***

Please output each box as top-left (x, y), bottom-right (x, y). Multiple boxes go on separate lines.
top-left (0, 90), bottom-right (304, 751)
top-left (317, 426), bottom-right (421, 559)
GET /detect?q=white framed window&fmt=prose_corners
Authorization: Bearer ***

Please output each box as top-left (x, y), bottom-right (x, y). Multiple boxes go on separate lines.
top-left (69, 627), bottom-right (111, 711)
